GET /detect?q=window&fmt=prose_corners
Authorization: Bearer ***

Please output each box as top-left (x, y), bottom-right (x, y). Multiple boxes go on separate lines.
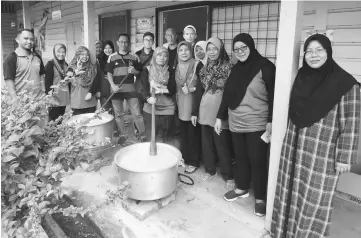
top-left (212, 2), bottom-right (280, 63)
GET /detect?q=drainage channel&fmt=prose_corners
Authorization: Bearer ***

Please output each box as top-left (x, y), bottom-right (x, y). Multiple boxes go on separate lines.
top-left (42, 195), bottom-right (106, 238)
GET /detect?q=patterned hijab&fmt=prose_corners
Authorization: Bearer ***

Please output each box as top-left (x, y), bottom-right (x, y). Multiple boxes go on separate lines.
top-left (176, 41), bottom-right (196, 86)
top-left (147, 46), bottom-right (170, 86)
top-left (69, 46), bottom-right (97, 88)
top-left (199, 37), bottom-right (232, 94)
top-left (194, 41), bottom-right (207, 66)
top-left (52, 43), bottom-right (67, 79)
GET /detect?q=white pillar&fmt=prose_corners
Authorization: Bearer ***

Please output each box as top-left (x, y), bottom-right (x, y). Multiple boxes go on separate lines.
top-left (264, 0), bottom-right (304, 232)
top-left (22, 1), bottom-right (32, 29)
top-left (82, 0), bottom-right (96, 64)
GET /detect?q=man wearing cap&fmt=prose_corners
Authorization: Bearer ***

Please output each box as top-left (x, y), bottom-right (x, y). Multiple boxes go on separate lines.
top-left (183, 25), bottom-right (198, 57)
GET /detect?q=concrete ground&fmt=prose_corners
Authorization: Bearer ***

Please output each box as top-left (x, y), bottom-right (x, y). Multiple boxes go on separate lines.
top-left (59, 115), bottom-right (361, 238)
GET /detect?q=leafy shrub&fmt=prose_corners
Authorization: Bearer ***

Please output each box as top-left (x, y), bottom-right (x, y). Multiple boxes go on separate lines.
top-left (1, 90), bottom-right (95, 238)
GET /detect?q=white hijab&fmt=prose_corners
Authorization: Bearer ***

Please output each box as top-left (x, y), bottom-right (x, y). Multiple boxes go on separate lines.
top-left (194, 41), bottom-right (207, 66)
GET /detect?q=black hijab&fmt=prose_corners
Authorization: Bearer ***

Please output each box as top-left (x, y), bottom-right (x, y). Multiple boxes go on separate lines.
top-left (98, 40), bottom-right (114, 71)
top-left (223, 33), bottom-right (269, 110)
top-left (289, 34), bottom-right (357, 128)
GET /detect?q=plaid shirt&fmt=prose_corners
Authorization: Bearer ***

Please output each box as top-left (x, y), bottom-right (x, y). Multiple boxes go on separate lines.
top-left (271, 84), bottom-right (360, 238)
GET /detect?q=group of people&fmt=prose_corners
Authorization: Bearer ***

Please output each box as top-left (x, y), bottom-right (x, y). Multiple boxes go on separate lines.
top-left (4, 25), bottom-right (360, 238)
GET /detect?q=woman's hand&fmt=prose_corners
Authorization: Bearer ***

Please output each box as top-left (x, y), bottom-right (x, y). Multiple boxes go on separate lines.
top-left (182, 83), bottom-right (189, 94)
top-left (191, 116), bottom-right (198, 127)
top-left (266, 122), bottom-right (272, 135)
top-left (147, 97), bottom-right (156, 104)
top-left (335, 163), bottom-right (351, 175)
top-left (214, 119), bottom-right (222, 135)
top-left (85, 92), bottom-right (92, 101)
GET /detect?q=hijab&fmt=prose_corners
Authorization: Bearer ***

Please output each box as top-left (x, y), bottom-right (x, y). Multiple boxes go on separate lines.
top-left (52, 43), bottom-right (67, 79)
top-left (99, 40), bottom-right (114, 71)
top-left (69, 46), bottom-right (97, 88)
top-left (148, 46), bottom-right (170, 86)
top-left (224, 33), bottom-right (270, 110)
top-left (95, 40), bottom-right (104, 58)
top-left (176, 41), bottom-right (196, 87)
top-left (194, 41), bottom-right (207, 66)
top-left (199, 37), bottom-right (232, 94)
top-left (289, 34), bottom-right (357, 128)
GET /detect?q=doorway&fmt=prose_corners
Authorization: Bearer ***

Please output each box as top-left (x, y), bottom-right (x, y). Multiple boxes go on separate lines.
top-left (99, 11), bottom-right (131, 52)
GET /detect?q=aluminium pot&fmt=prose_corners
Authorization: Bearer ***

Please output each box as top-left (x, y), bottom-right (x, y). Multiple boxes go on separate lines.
top-left (67, 112), bottom-right (115, 148)
top-left (114, 142), bottom-right (181, 201)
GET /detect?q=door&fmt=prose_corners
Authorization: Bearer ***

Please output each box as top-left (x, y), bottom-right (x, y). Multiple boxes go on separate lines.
top-left (100, 11), bottom-right (130, 52)
top-left (66, 21), bottom-right (81, 62)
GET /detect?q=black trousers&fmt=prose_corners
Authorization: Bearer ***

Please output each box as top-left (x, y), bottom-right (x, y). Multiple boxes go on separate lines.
top-left (72, 107), bottom-right (96, 116)
top-left (231, 131), bottom-right (268, 200)
top-left (48, 106), bottom-right (66, 121)
top-left (179, 120), bottom-right (201, 167)
top-left (201, 125), bottom-right (233, 180)
top-left (143, 112), bottom-right (173, 143)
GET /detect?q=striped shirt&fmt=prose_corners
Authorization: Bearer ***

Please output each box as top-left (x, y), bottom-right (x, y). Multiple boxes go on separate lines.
top-left (106, 52), bottom-right (141, 99)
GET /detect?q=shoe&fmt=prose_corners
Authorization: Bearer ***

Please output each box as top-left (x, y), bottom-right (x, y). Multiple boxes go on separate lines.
top-left (202, 172), bottom-right (216, 181)
top-left (254, 202), bottom-right (266, 217)
top-left (117, 135), bottom-right (128, 145)
top-left (226, 180), bottom-right (235, 190)
top-left (184, 165), bottom-right (198, 174)
top-left (223, 189), bottom-right (249, 202)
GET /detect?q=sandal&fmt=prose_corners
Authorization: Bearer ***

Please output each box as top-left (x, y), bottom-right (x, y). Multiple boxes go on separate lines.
top-left (184, 165), bottom-right (198, 174)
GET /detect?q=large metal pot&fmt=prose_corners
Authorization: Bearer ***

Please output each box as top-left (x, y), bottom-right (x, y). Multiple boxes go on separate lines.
top-left (67, 112), bottom-right (114, 148)
top-left (114, 142), bottom-right (181, 201)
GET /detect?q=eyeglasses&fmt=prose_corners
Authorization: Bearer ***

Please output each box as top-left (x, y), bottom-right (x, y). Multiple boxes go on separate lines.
top-left (207, 48), bottom-right (218, 53)
top-left (234, 46), bottom-right (248, 53)
top-left (144, 38), bottom-right (153, 43)
top-left (304, 48), bottom-right (326, 56)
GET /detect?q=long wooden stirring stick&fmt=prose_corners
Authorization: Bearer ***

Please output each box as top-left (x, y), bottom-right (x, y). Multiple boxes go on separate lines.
top-left (150, 88), bottom-right (157, 156)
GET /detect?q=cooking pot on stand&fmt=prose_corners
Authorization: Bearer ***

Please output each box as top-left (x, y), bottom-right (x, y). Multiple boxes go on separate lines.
top-left (67, 112), bottom-right (115, 151)
top-left (114, 142), bottom-right (182, 201)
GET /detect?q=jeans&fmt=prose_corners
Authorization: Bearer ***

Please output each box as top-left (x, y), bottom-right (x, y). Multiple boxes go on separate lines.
top-left (112, 98), bottom-right (145, 138)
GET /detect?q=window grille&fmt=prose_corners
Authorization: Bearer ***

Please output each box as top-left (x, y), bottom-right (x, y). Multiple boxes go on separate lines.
top-left (212, 2), bottom-right (280, 64)
top-left (1, 2), bottom-right (15, 13)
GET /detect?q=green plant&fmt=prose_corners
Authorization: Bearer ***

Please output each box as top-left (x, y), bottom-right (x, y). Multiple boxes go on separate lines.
top-left (1, 89), bottom-right (98, 238)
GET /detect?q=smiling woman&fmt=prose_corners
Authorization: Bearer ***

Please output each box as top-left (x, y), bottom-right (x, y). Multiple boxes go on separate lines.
top-left (271, 34), bottom-right (360, 238)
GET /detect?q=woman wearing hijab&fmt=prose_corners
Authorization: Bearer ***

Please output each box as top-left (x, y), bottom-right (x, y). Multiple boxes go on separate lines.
top-left (271, 34), bottom-right (360, 238)
top-left (194, 41), bottom-right (207, 67)
top-left (141, 46), bottom-right (176, 142)
top-left (175, 41), bottom-right (201, 174)
top-left (216, 33), bottom-right (276, 217)
top-left (45, 44), bottom-right (69, 121)
top-left (98, 40), bottom-right (115, 111)
top-left (68, 46), bottom-right (100, 115)
top-left (192, 37), bottom-right (234, 186)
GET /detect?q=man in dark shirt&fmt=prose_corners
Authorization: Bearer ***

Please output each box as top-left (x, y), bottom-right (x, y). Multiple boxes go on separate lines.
top-left (106, 33), bottom-right (146, 145)
top-left (163, 28), bottom-right (178, 71)
top-left (135, 32), bottom-right (154, 110)
top-left (3, 29), bottom-right (46, 101)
